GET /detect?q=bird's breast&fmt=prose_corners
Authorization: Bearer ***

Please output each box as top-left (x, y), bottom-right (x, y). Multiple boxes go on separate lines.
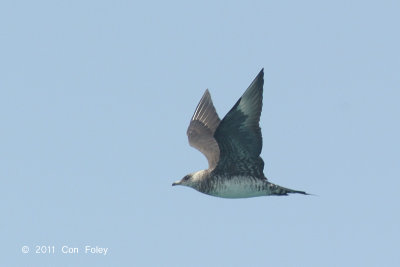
top-left (206, 175), bottom-right (270, 198)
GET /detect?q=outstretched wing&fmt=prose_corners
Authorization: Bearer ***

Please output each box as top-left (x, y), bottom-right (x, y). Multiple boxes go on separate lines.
top-left (187, 90), bottom-right (221, 169)
top-left (213, 69), bottom-right (265, 178)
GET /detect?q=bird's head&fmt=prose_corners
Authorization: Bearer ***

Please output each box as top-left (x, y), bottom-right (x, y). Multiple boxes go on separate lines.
top-left (172, 174), bottom-right (193, 187)
top-left (172, 170), bottom-right (208, 189)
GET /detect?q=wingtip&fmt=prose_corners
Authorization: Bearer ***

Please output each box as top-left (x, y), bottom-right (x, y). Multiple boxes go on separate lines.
top-left (254, 68), bottom-right (264, 81)
top-left (203, 89), bottom-right (212, 98)
top-left (201, 89), bottom-right (211, 99)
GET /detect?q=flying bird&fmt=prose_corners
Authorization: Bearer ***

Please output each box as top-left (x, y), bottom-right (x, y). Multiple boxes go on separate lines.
top-left (172, 69), bottom-right (308, 198)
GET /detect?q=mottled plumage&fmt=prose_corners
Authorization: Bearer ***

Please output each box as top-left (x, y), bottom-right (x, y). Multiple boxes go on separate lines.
top-left (173, 69), bottom-right (308, 198)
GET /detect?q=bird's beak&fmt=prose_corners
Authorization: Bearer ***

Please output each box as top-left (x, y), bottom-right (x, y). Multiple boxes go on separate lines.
top-left (172, 180), bottom-right (181, 186)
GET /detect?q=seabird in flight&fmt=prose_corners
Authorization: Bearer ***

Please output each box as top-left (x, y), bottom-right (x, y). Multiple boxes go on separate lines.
top-left (172, 69), bottom-right (308, 198)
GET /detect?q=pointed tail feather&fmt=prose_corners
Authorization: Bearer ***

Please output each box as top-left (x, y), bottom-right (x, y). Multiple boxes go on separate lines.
top-left (269, 183), bottom-right (309, 196)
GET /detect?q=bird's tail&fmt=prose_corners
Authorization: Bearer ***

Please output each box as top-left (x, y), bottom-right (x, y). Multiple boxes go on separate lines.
top-left (269, 183), bottom-right (309, 196)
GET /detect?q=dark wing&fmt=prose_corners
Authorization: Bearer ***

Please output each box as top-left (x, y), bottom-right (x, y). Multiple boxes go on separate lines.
top-left (213, 69), bottom-right (265, 178)
top-left (187, 90), bottom-right (221, 169)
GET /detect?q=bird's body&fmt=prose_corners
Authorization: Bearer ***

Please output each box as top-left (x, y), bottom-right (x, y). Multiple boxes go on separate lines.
top-left (184, 170), bottom-right (305, 198)
top-left (195, 174), bottom-right (275, 198)
top-left (173, 69), bottom-right (308, 198)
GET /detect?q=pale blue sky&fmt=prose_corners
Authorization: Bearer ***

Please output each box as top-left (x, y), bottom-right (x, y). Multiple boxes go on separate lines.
top-left (1, 0), bottom-right (399, 266)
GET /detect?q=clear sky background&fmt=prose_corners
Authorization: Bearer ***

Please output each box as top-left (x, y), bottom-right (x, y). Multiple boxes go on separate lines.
top-left (1, 0), bottom-right (399, 266)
